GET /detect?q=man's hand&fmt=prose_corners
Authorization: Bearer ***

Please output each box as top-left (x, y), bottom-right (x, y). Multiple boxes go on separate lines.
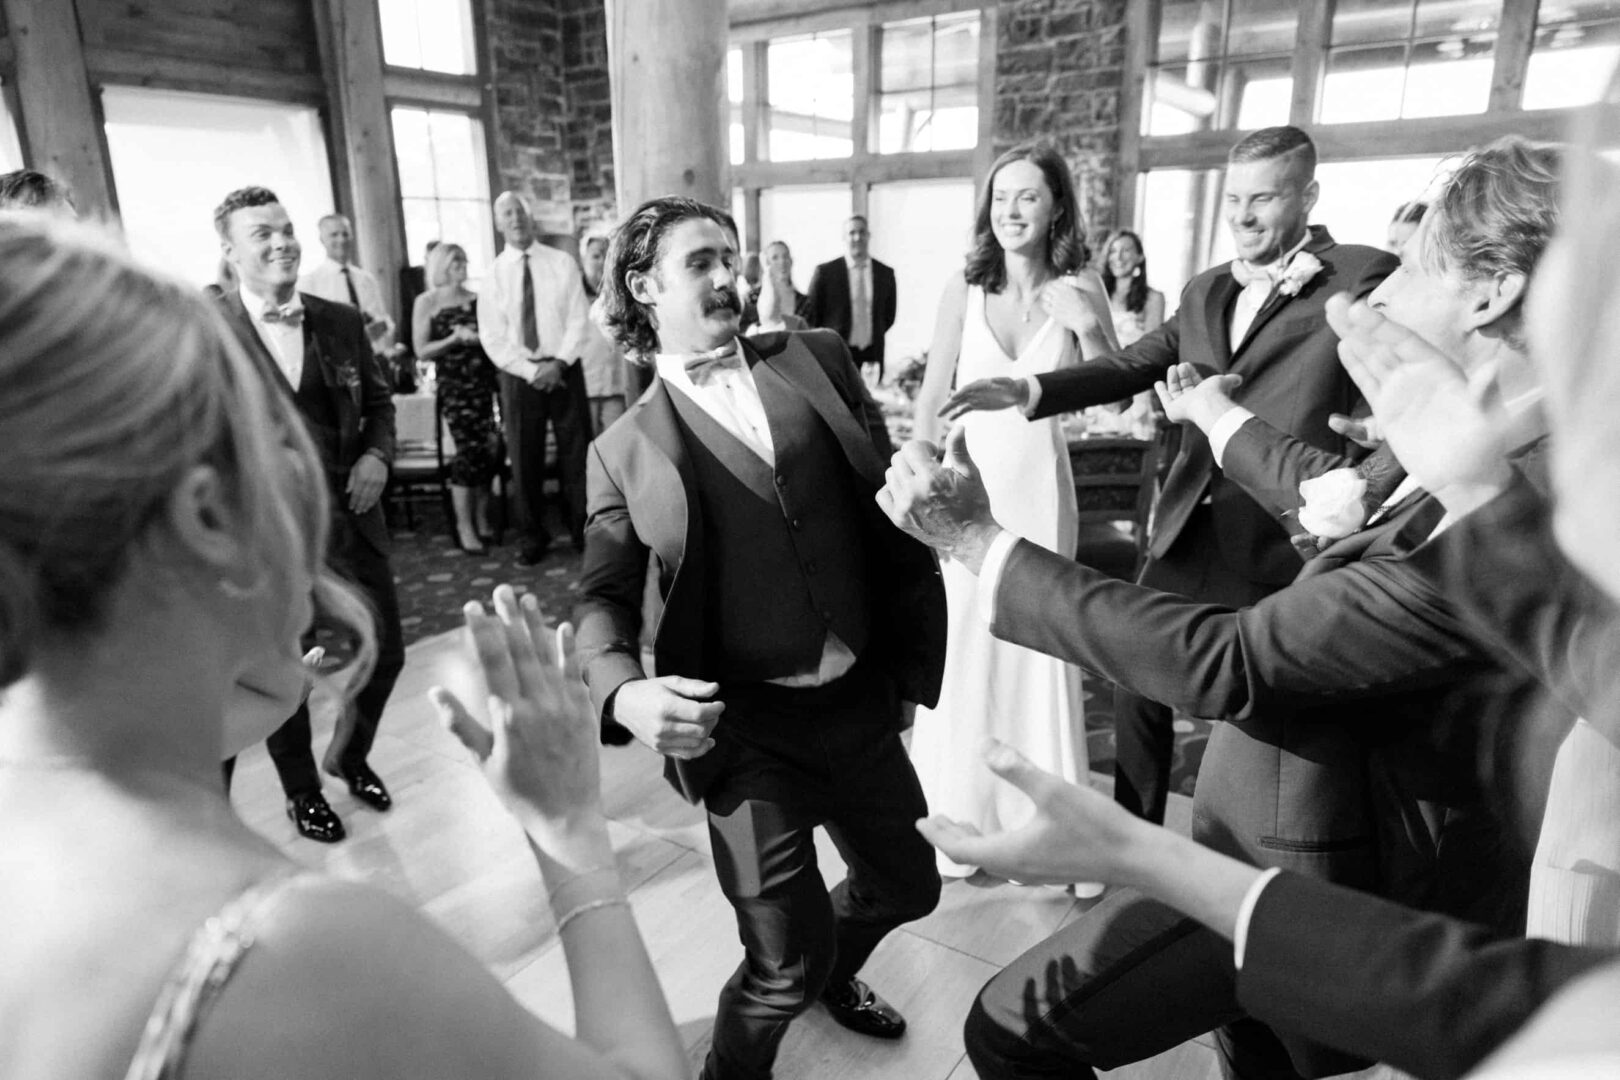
top-left (876, 428), bottom-right (1001, 572)
top-left (939, 377), bottom-right (1029, 421)
top-left (1327, 412), bottom-right (1383, 448)
top-left (530, 358), bottom-right (565, 392)
top-left (1152, 363), bottom-right (1242, 433)
top-left (346, 453), bottom-right (389, 514)
top-left (610, 676), bottom-right (725, 760)
top-left (917, 739), bottom-right (1148, 886)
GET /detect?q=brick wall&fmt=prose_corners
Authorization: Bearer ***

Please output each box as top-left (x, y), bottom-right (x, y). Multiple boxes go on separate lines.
top-left (993, 0), bottom-right (1128, 236)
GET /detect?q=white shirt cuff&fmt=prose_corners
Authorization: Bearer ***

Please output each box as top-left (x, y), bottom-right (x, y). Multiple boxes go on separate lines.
top-left (974, 529), bottom-right (1020, 624)
top-left (1208, 407), bottom-right (1257, 468)
top-left (1022, 374), bottom-right (1043, 416)
top-left (1233, 867), bottom-right (1283, 970)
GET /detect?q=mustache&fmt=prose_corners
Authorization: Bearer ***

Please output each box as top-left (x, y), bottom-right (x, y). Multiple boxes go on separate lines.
top-left (702, 288), bottom-right (742, 316)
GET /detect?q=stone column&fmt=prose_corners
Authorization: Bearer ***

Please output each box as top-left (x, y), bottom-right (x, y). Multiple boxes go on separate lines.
top-left (604, 0), bottom-right (727, 212)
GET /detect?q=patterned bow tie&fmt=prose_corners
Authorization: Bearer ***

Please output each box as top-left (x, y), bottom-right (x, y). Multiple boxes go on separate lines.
top-left (680, 340), bottom-right (743, 382)
top-left (1229, 257), bottom-right (1283, 289)
top-left (261, 301), bottom-right (305, 326)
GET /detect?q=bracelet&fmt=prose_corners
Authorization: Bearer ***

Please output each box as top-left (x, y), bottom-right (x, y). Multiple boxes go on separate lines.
top-left (554, 897), bottom-right (630, 934)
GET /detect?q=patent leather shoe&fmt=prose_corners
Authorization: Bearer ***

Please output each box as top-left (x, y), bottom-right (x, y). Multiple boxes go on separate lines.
top-left (286, 792), bottom-right (346, 843)
top-left (329, 762), bottom-right (392, 811)
top-left (819, 978), bottom-right (906, 1039)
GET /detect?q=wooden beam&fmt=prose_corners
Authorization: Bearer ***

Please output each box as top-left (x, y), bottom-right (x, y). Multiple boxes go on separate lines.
top-left (850, 18), bottom-right (875, 158)
top-left (1489, 0), bottom-right (1540, 113)
top-left (1116, 0), bottom-right (1157, 228)
top-left (972, 1), bottom-right (996, 178)
top-left (1289, 0), bottom-right (1333, 127)
top-left (730, 0), bottom-right (977, 38)
top-left (741, 39), bottom-right (764, 166)
top-left (2, 0), bottom-right (113, 216)
top-left (312, 0), bottom-right (406, 324)
top-left (85, 48), bottom-right (327, 105)
top-left (732, 147), bottom-right (975, 188)
top-left (382, 68), bottom-right (483, 110)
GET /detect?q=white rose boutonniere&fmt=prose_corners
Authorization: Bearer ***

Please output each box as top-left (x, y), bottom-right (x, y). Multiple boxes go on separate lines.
top-left (1297, 467), bottom-right (1369, 539)
top-left (1277, 251), bottom-right (1323, 297)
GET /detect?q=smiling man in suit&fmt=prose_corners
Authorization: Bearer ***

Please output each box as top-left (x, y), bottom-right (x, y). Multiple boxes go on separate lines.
top-left (575, 196), bottom-right (945, 1080)
top-left (214, 186), bottom-right (404, 844)
top-left (942, 125), bottom-right (1397, 827)
top-left (803, 215), bottom-right (898, 382)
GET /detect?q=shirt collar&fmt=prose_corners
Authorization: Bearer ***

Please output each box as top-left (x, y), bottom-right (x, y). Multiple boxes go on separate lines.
top-left (240, 284), bottom-right (295, 326)
top-left (845, 255), bottom-right (869, 271)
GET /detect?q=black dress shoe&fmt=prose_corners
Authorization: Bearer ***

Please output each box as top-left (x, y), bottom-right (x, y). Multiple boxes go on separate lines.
top-left (517, 541), bottom-right (550, 566)
top-left (330, 762), bottom-right (392, 811)
top-left (600, 718), bottom-right (636, 746)
top-left (819, 978), bottom-right (906, 1039)
top-left (286, 792), bottom-right (346, 843)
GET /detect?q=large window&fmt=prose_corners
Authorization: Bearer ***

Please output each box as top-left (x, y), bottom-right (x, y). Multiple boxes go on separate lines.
top-left (868, 178), bottom-right (976, 361)
top-left (391, 107), bottom-right (494, 281)
top-left (1147, 0), bottom-right (1298, 135)
top-left (766, 30), bottom-right (854, 161)
top-left (1524, 2), bottom-right (1620, 110)
top-left (378, 0), bottom-right (478, 75)
top-left (101, 87), bottom-right (336, 289)
top-left (876, 12), bottom-right (981, 154)
top-left (1321, 0), bottom-right (1499, 123)
top-left (757, 184), bottom-right (852, 274)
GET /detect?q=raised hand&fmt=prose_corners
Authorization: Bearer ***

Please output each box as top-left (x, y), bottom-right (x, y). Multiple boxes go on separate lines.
top-left (1039, 278), bottom-right (1100, 337)
top-left (608, 676), bottom-right (725, 760)
top-left (917, 739), bottom-right (1145, 886)
top-left (1152, 362), bottom-right (1243, 432)
top-left (1327, 412), bottom-right (1383, 448)
top-left (939, 376), bottom-right (1029, 421)
top-left (877, 430), bottom-right (999, 571)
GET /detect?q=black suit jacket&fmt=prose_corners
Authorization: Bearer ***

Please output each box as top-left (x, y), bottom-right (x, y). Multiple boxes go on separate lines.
top-left (1032, 226), bottom-right (1395, 584)
top-left (573, 329), bottom-right (946, 802)
top-left (218, 290), bottom-right (396, 555)
top-left (803, 257), bottom-right (898, 368)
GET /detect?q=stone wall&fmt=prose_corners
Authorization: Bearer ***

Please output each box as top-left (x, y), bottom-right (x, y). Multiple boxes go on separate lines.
top-left (992, 0), bottom-right (1128, 235)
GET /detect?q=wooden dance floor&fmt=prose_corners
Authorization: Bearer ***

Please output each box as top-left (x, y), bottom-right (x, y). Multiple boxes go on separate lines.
top-left (229, 629), bottom-right (1220, 1079)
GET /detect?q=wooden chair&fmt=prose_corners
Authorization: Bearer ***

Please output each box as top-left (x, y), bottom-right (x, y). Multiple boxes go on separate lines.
top-left (385, 391), bottom-right (453, 532)
top-left (1069, 435), bottom-right (1158, 581)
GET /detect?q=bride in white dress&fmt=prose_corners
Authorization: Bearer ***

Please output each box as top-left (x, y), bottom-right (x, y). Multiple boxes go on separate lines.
top-left (911, 143), bottom-right (1118, 879)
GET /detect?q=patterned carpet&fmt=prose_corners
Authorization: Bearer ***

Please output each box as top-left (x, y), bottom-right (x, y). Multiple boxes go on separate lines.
top-left (376, 497), bottom-right (1209, 797)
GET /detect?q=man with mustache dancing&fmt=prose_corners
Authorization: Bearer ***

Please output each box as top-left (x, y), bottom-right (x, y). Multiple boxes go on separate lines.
top-left (575, 197), bottom-right (946, 1080)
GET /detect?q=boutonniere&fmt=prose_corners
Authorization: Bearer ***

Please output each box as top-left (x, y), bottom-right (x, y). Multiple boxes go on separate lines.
top-left (1277, 251), bottom-right (1323, 297)
top-left (1292, 468), bottom-right (1369, 557)
top-left (334, 358), bottom-right (361, 392)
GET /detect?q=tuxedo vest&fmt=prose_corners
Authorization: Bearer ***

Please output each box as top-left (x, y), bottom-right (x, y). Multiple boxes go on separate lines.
top-left (666, 363), bottom-right (871, 683)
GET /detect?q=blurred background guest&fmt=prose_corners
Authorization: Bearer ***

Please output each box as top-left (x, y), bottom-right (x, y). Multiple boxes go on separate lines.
top-left (0, 168), bottom-right (75, 215)
top-left (578, 230), bottom-right (628, 434)
top-left (1388, 199), bottom-right (1427, 253)
top-left (805, 215), bottom-right (898, 383)
top-left (1100, 228), bottom-right (1166, 347)
top-left (301, 212), bottom-right (404, 384)
top-left (748, 260), bottom-right (809, 334)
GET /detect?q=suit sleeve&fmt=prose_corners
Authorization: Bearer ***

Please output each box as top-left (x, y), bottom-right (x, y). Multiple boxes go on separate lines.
top-left (1218, 414), bottom-right (1367, 520)
top-left (355, 310), bottom-right (396, 463)
top-left (572, 441), bottom-right (652, 718)
top-left (877, 263), bottom-right (897, 336)
top-left (803, 265), bottom-right (829, 330)
top-left (989, 538), bottom-right (1487, 719)
top-left (1237, 871), bottom-right (1615, 1080)
top-left (803, 329), bottom-right (892, 455)
top-left (1030, 313), bottom-right (1182, 417)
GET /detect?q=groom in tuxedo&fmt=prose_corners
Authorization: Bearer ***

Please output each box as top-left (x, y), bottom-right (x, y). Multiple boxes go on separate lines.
top-left (574, 196), bottom-right (945, 1080)
top-left (943, 125), bottom-right (1395, 825)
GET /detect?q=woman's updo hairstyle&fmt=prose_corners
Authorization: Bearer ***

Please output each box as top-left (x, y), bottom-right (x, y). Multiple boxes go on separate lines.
top-left (0, 214), bottom-right (369, 687)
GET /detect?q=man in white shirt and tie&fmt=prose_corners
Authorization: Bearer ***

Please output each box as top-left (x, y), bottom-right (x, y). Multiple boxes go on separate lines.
top-left (804, 216), bottom-right (898, 383)
top-left (300, 213), bottom-right (399, 368)
top-left (478, 190), bottom-right (593, 564)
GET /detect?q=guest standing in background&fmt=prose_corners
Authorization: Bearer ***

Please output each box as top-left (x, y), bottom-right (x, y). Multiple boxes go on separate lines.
top-left (748, 261), bottom-right (809, 334)
top-left (301, 213), bottom-right (400, 368)
top-left (1388, 199), bottom-right (1428, 253)
top-left (478, 191), bottom-right (593, 565)
top-left (412, 242), bottom-right (499, 555)
top-left (578, 231), bottom-right (628, 434)
top-left (765, 240), bottom-right (808, 317)
top-left (0, 168), bottom-right (75, 214)
top-left (909, 142), bottom-right (1117, 882)
top-left (1102, 229), bottom-right (1166, 346)
top-left (804, 216), bottom-right (898, 383)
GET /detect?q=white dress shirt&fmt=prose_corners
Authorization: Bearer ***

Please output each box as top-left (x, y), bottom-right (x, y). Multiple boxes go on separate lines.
top-left (300, 259), bottom-right (394, 350)
top-left (240, 283), bottom-right (305, 388)
top-left (1228, 231), bottom-right (1312, 350)
top-left (478, 240), bottom-right (592, 383)
top-left (846, 257), bottom-right (874, 350)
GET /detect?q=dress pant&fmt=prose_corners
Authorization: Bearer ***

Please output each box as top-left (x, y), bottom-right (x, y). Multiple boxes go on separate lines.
top-left (1112, 504), bottom-right (1279, 823)
top-left (499, 364), bottom-right (589, 551)
top-left (964, 887), bottom-right (1368, 1080)
top-left (230, 511), bottom-right (406, 798)
top-left (699, 664), bottom-right (941, 1080)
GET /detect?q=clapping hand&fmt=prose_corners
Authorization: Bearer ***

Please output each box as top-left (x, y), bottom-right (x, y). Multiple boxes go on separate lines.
top-left (1153, 363), bottom-right (1243, 432)
top-left (877, 428), bottom-right (1000, 571)
top-left (1039, 278), bottom-right (1101, 337)
top-left (938, 377), bottom-right (1030, 421)
top-left (917, 740), bottom-right (1144, 885)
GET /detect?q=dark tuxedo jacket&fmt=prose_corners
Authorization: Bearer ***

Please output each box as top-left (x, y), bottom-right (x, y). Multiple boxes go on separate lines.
top-left (803, 257), bottom-right (898, 368)
top-left (1032, 226), bottom-right (1395, 585)
top-left (218, 290), bottom-right (396, 555)
top-left (573, 329), bottom-right (946, 801)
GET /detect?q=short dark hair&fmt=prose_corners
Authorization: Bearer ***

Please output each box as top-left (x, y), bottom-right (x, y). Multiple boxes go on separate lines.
top-left (848, 215), bottom-right (868, 228)
top-left (1100, 229), bottom-right (1151, 315)
top-left (1390, 200), bottom-right (1428, 227)
top-left (213, 186), bottom-right (281, 239)
top-left (964, 141), bottom-right (1090, 294)
top-left (599, 196), bottom-right (737, 359)
top-left (0, 169), bottom-right (73, 212)
top-left (1228, 125), bottom-right (1318, 180)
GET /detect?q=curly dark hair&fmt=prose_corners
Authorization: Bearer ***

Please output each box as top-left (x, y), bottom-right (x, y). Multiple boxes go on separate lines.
top-left (212, 186), bottom-right (281, 239)
top-left (0, 169), bottom-right (73, 212)
top-left (964, 142), bottom-right (1089, 294)
top-left (1100, 229), bottom-right (1150, 315)
top-left (599, 196), bottom-right (738, 360)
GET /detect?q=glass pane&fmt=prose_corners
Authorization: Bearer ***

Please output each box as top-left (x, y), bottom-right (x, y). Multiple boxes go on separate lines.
top-left (390, 108), bottom-right (437, 198)
top-left (757, 184), bottom-right (850, 281)
top-left (1401, 36), bottom-right (1494, 117)
top-left (1525, 19), bottom-right (1620, 109)
top-left (400, 197), bottom-right (443, 278)
top-left (379, 0), bottom-right (476, 75)
top-left (766, 31), bottom-right (853, 161)
top-left (1320, 44), bottom-right (1408, 123)
top-left (1313, 156), bottom-right (1449, 252)
top-left (435, 198), bottom-right (494, 284)
top-left (427, 111), bottom-right (482, 197)
top-left (731, 109), bottom-right (745, 166)
top-left (378, 0), bottom-right (423, 70)
top-left (1146, 65), bottom-right (1217, 135)
top-left (1225, 58), bottom-right (1292, 127)
top-left (0, 80), bottom-right (24, 173)
top-left (1332, 0), bottom-right (1415, 48)
top-left (728, 47), bottom-right (743, 104)
top-left (878, 89), bottom-right (933, 153)
top-left (933, 11), bottom-right (981, 87)
top-left (881, 16), bottom-right (934, 93)
top-left (1158, 0), bottom-right (1226, 65)
top-left (102, 86), bottom-right (336, 289)
top-left (731, 187), bottom-right (748, 253)
top-left (1226, 0), bottom-right (1299, 55)
top-left (867, 177), bottom-right (976, 365)
top-left (1138, 168), bottom-right (1221, 304)
top-left (1412, 0), bottom-right (1498, 40)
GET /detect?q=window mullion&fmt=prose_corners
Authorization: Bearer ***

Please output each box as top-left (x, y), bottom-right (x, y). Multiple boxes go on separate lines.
top-left (1489, 0), bottom-right (1540, 112)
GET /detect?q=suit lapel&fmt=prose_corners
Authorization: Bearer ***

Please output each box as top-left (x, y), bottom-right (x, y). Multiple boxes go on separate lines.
top-left (1204, 272), bottom-right (1240, 368)
top-left (1233, 226), bottom-right (1336, 360)
top-left (746, 334), bottom-right (888, 488)
top-left (627, 379), bottom-right (701, 574)
top-left (220, 290), bottom-right (292, 393)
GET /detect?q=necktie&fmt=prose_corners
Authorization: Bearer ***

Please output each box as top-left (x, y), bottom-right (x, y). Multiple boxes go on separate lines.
top-left (341, 265), bottom-right (360, 308)
top-left (849, 262), bottom-right (871, 349)
top-left (521, 253), bottom-right (540, 352)
top-left (261, 301), bottom-right (304, 326)
top-left (679, 340), bottom-right (743, 383)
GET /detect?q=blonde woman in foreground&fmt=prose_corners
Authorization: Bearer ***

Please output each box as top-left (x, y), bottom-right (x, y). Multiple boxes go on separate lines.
top-left (0, 215), bottom-right (685, 1080)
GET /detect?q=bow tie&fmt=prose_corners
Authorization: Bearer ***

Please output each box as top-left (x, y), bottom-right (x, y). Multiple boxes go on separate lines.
top-left (1229, 258), bottom-right (1283, 289)
top-left (679, 341), bottom-right (743, 382)
top-left (261, 301), bottom-right (305, 326)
